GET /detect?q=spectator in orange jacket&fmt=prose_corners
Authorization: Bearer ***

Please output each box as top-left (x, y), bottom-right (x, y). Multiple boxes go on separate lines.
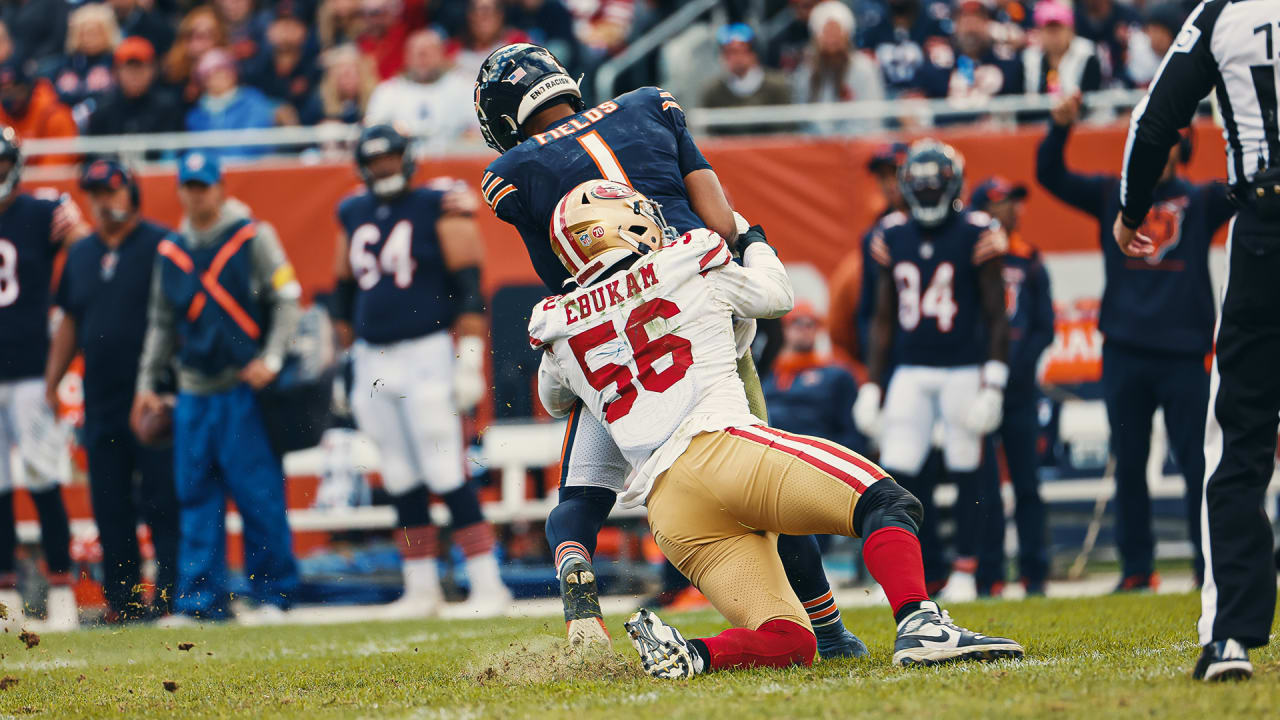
top-left (0, 60), bottom-right (77, 166)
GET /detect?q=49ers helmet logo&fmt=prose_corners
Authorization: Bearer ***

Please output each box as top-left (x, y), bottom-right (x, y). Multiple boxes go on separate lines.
top-left (589, 181), bottom-right (636, 200)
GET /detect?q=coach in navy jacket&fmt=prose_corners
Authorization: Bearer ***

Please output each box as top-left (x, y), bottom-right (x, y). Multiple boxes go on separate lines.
top-left (1036, 92), bottom-right (1232, 589)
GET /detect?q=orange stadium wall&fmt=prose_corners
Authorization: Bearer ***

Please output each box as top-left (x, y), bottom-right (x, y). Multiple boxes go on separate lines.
top-left (30, 120), bottom-right (1230, 304)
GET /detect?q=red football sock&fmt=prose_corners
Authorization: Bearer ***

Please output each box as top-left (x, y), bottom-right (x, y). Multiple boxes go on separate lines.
top-left (699, 618), bottom-right (816, 671)
top-left (862, 526), bottom-right (930, 616)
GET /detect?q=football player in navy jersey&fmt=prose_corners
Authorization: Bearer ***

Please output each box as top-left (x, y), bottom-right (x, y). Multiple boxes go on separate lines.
top-left (331, 125), bottom-right (511, 618)
top-left (853, 140), bottom-right (1011, 601)
top-left (475, 43), bottom-right (867, 659)
top-left (0, 127), bottom-right (89, 632)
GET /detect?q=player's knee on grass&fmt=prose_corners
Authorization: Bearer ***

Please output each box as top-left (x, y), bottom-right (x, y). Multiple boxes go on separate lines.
top-left (545, 485), bottom-right (615, 558)
top-left (853, 480), bottom-right (923, 539)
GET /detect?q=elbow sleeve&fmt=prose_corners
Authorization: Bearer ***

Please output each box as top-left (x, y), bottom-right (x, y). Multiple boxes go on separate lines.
top-left (450, 266), bottom-right (486, 315)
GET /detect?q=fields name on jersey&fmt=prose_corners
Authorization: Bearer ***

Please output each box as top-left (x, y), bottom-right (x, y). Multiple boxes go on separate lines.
top-left (552, 262), bottom-right (660, 324)
top-left (531, 100), bottom-right (620, 145)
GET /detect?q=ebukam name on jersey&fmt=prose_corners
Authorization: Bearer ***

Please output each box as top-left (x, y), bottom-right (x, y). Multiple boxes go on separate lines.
top-left (531, 100), bottom-right (621, 146)
top-left (549, 261), bottom-right (660, 324)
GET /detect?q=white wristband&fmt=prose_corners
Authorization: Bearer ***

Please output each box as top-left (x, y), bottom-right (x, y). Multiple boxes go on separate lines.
top-left (982, 360), bottom-right (1010, 390)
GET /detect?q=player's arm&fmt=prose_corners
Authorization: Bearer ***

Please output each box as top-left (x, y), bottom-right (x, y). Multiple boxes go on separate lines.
top-left (685, 169), bottom-right (738, 245)
top-left (1035, 94), bottom-right (1111, 221)
top-left (706, 225), bottom-right (794, 319)
top-left (330, 231), bottom-right (356, 348)
top-left (44, 312), bottom-right (77, 410)
top-left (536, 351), bottom-right (578, 419)
top-left (438, 185), bottom-right (488, 413)
top-left (51, 194), bottom-right (90, 245)
top-left (244, 221), bottom-right (303, 389)
top-left (865, 264), bottom-right (896, 388)
top-left (1119, 1), bottom-right (1221, 229)
top-left (133, 254), bottom-right (178, 430)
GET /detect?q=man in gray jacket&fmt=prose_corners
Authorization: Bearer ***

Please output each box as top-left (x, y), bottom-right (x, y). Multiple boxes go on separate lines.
top-left (131, 151), bottom-right (301, 623)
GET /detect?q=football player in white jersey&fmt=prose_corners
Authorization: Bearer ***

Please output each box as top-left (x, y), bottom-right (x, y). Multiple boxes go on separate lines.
top-left (530, 179), bottom-right (1024, 678)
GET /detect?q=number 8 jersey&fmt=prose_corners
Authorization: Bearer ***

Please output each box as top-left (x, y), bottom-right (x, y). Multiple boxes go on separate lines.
top-left (869, 209), bottom-right (1007, 367)
top-left (530, 229), bottom-right (793, 507)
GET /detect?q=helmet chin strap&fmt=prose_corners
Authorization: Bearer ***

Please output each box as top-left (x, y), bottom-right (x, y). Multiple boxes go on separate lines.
top-left (372, 174), bottom-right (407, 198)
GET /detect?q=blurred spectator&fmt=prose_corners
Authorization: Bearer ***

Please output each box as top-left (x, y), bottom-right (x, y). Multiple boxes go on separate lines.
top-left (164, 6), bottom-right (230, 106)
top-left (0, 21), bottom-right (10, 65)
top-left (214, 0), bottom-right (268, 66)
top-left (109, 0), bottom-right (176, 56)
top-left (863, 0), bottom-right (951, 97)
top-left (565, 0), bottom-right (633, 61)
top-left (1022, 2), bottom-right (1101, 96)
top-left (53, 4), bottom-right (122, 125)
top-left (938, 0), bottom-right (1023, 101)
top-left (356, 0), bottom-right (414, 79)
top-left (1, 0), bottom-right (69, 73)
top-left (88, 37), bottom-right (185, 140)
top-left (701, 24), bottom-right (792, 135)
top-left (762, 302), bottom-right (866, 455)
top-left (317, 0), bottom-right (362, 49)
top-left (0, 59), bottom-right (77, 166)
top-left (243, 15), bottom-right (318, 119)
top-left (300, 43), bottom-right (376, 124)
top-left (792, 1), bottom-right (885, 133)
top-left (1073, 0), bottom-right (1143, 87)
top-left (767, 0), bottom-right (819, 73)
top-left (185, 48), bottom-right (278, 158)
top-left (505, 0), bottom-right (577, 70)
top-left (364, 29), bottom-right (473, 147)
top-left (447, 0), bottom-right (531, 81)
top-left (1127, 3), bottom-right (1184, 87)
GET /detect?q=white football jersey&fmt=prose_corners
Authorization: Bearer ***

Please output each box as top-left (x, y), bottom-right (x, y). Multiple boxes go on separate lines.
top-left (530, 228), bottom-right (794, 507)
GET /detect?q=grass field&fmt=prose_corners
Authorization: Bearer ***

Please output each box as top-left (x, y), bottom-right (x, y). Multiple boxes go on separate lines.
top-left (1, 591), bottom-right (1276, 719)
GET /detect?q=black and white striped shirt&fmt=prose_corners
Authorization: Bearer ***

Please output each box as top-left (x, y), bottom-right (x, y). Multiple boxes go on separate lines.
top-left (1120, 0), bottom-right (1280, 226)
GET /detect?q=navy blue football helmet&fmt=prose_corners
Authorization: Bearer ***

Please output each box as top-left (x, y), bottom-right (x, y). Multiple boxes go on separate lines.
top-left (355, 124), bottom-right (415, 199)
top-left (899, 139), bottom-right (965, 227)
top-left (474, 43), bottom-right (584, 154)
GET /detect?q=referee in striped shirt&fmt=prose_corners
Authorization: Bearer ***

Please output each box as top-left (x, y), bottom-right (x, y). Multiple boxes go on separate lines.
top-left (1115, 0), bottom-right (1280, 682)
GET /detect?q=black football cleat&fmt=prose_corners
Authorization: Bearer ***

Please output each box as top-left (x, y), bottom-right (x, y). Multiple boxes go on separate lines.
top-left (1192, 640), bottom-right (1252, 681)
top-left (560, 556), bottom-right (610, 647)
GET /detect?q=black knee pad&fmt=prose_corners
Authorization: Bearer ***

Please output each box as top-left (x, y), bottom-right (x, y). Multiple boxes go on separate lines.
top-left (439, 486), bottom-right (485, 528)
top-left (853, 480), bottom-right (923, 538)
top-left (390, 485), bottom-right (432, 528)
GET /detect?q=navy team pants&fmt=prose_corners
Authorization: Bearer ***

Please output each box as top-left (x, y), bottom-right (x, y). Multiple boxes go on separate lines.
top-left (173, 385), bottom-right (299, 618)
top-left (83, 415), bottom-right (180, 617)
top-left (1101, 340), bottom-right (1208, 580)
top-left (997, 397), bottom-right (1048, 589)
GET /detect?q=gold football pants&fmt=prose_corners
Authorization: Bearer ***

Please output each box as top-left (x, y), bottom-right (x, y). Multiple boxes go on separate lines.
top-left (646, 425), bottom-right (889, 631)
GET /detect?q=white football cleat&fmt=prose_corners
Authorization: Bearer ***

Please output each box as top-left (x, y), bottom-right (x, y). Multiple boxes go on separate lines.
top-left (939, 570), bottom-right (978, 604)
top-left (381, 587), bottom-right (445, 619)
top-left (43, 585), bottom-right (79, 632)
top-left (625, 608), bottom-right (704, 679)
top-left (237, 604), bottom-right (287, 626)
top-left (451, 585), bottom-right (513, 619)
top-left (893, 601), bottom-right (1024, 667)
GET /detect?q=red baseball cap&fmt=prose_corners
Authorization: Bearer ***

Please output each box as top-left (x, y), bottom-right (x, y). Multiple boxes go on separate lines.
top-left (114, 36), bottom-right (155, 65)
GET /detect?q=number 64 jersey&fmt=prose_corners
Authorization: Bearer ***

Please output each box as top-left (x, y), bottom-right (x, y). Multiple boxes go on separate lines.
top-left (530, 229), bottom-right (793, 507)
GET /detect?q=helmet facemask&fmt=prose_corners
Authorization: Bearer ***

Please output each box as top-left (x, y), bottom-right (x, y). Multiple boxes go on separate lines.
top-left (899, 141), bottom-right (965, 228)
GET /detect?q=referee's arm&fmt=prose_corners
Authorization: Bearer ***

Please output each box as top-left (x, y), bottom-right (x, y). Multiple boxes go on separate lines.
top-left (1118, 2), bottom-right (1222, 244)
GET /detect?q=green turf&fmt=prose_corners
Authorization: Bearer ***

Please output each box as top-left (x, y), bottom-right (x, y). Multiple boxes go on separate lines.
top-left (0, 592), bottom-right (1275, 719)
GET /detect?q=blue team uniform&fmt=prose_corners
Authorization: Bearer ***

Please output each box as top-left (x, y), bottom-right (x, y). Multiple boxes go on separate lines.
top-left (870, 208), bottom-right (1005, 367)
top-left (482, 86), bottom-right (712, 291)
top-left (337, 185), bottom-right (457, 343)
top-left (763, 359), bottom-right (865, 455)
top-left (1036, 122), bottom-right (1231, 581)
top-left (862, 8), bottom-right (951, 97)
top-left (0, 194), bottom-right (71, 381)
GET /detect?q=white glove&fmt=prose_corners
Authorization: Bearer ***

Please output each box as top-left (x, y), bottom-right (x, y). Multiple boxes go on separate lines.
top-left (733, 211), bottom-right (751, 237)
top-left (965, 360), bottom-right (1009, 434)
top-left (452, 336), bottom-right (486, 413)
top-left (853, 383), bottom-right (884, 438)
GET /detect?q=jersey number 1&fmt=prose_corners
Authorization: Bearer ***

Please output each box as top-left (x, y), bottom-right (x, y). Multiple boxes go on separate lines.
top-left (894, 261), bottom-right (957, 332)
top-left (567, 297), bottom-right (692, 422)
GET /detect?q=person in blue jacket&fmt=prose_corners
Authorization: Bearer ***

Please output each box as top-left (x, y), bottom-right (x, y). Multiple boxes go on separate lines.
top-left (1036, 92), bottom-right (1232, 589)
top-left (184, 49), bottom-right (277, 159)
top-left (970, 176), bottom-right (1055, 595)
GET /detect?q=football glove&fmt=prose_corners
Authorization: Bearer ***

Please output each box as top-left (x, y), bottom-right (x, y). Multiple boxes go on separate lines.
top-left (453, 336), bottom-right (486, 413)
top-left (965, 360), bottom-right (1009, 434)
top-left (853, 383), bottom-right (884, 438)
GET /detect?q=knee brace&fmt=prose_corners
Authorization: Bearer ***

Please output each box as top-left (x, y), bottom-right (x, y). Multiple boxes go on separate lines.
top-left (390, 485), bottom-right (432, 528)
top-left (439, 486), bottom-right (485, 529)
top-left (546, 485), bottom-right (616, 558)
top-left (853, 480), bottom-right (923, 539)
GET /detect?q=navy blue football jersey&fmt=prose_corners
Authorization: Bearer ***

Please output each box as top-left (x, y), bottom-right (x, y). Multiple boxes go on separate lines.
top-left (870, 209), bottom-right (1006, 367)
top-left (482, 86), bottom-right (713, 291)
top-left (337, 184), bottom-right (459, 345)
top-left (0, 192), bottom-right (80, 380)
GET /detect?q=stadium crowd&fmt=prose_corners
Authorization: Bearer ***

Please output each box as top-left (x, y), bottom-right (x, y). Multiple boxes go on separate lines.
top-left (0, 0), bottom-right (1204, 160)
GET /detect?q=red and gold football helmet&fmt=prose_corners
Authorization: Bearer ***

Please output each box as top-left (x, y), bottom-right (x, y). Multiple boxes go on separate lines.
top-left (549, 179), bottom-right (673, 286)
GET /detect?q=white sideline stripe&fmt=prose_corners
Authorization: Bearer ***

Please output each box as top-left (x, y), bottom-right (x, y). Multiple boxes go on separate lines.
top-left (1198, 218), bottom-right (1233, 645)
top-left (735, 425), bottom-right (882, 488)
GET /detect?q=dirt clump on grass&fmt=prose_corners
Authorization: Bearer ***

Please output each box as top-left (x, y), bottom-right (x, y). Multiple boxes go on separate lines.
top-left (18, 630), bottom-right (38, 649)
top-left (464, 635), bottom-right (643, 687)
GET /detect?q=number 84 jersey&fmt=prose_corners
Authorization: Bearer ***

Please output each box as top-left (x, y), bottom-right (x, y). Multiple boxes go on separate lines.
top-left (869, 209), bottom-right (1007, 367)
top-left (529, 229), bottom-right (792, 503)
top-left (337, 184), bottom-right (458, 345)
